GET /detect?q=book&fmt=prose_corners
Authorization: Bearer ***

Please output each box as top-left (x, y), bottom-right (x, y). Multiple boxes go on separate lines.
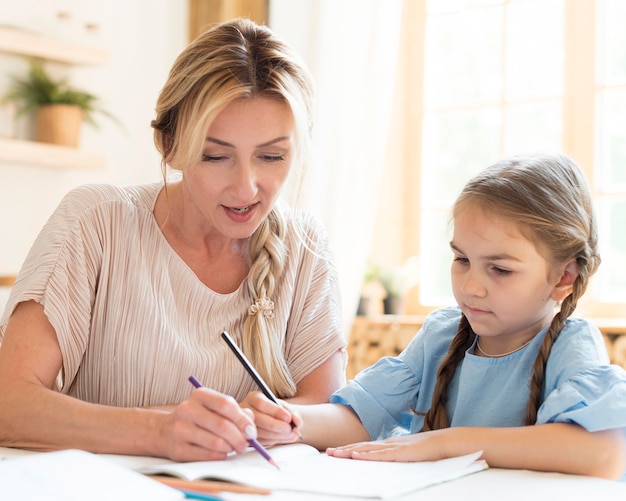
top-left (0, 448), bottom-right (183, 501)
top-left (105, 443), bottom-right (488, 499)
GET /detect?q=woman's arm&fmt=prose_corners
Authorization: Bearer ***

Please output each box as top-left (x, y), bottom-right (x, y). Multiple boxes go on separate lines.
top-left (287, 348), bottom-right (347, 404)
top-left (0, 300), bottom-right (257, 461)
top-left (326, 423), bottom-right (626, 480)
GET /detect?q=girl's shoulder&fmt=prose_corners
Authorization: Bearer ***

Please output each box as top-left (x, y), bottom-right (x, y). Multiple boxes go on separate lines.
top-left (553, 316), bottom-right (608, 362)
top-left (422, 306), bottom-right (463, 333)
top-left (410, 306), bottom-right (463, 351)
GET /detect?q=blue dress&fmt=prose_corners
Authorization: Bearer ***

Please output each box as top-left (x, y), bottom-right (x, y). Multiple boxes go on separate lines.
top-left (332, 306), bottom-right (626, 444)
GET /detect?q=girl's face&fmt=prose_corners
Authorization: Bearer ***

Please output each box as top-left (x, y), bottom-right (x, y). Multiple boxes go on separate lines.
top-left (450, 206), bottom-right (565, 353)
top-left (180, 96), bottom-right (294, 241)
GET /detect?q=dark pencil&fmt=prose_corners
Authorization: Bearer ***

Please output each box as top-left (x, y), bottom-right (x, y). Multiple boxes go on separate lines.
top-left (220, 331), bottom-right (299, 432)
top-left (188, 375), bottom-right (279, 470)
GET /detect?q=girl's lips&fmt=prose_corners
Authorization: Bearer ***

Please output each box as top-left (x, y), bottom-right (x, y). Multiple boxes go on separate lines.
top-left (465, 305), bottom-right (490, 316)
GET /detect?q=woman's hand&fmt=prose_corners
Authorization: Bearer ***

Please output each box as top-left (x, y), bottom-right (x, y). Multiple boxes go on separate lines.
top-left (160, 387), bottom-right (259, 462)
top-left (326, 430), bottom-right (447, 462)
top-left (240, 391), bottom-right (302, 446)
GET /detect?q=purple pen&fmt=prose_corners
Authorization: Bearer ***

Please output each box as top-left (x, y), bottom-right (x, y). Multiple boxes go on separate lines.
top-left (188, 375), bottom-right (280, 470)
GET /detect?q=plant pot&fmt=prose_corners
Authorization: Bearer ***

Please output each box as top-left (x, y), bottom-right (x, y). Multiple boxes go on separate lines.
top-left (36, 104), bottom-right (83, 147)
top-left (383, 295), bottom-right (405, 315)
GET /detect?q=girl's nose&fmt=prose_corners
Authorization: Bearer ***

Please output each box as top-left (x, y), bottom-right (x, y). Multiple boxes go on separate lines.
top-left (461, 269), bottom-right (486, 297)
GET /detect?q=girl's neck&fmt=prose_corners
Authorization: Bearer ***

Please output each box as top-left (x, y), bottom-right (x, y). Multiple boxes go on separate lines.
top-left (475, 338), bottom-right (533, 358)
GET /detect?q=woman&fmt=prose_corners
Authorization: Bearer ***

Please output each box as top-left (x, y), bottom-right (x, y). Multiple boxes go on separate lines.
top-left (0, 18), bottom-right (346, 461)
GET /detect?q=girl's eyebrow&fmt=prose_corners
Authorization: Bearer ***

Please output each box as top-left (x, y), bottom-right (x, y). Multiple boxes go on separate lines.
top-left (449, 241), bottom-right (521, 262)
top-left (204, 136), bottom-right (292, 148)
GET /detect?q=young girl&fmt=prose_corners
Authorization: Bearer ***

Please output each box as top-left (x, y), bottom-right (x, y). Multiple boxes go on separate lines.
top-left (261, 153), bottom-right (626, 480)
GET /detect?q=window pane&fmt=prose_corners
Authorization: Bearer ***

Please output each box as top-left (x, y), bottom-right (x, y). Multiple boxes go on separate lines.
top-left (505, 0), bottom-right (564, 100)
top-left (426, 0), bottom-right (504, 15)
top-left (600, 0), bottom-right (626, 82)
top-left (595, 197), bottom-right (626, 300)
top-left (598, 87), bottom-right (626, 188)
top-left (504, 100), bottom-right (562, 155)
top-left (424, 7), bottom-right (503, 107)
top-left (422, 108), bottom-right (501, 208)
top-left (419, 211), bottom-right (453, 304)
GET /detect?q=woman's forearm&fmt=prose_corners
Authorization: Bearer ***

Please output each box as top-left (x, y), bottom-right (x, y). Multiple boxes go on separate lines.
top-left (0, 382), bottom-right (166, 455)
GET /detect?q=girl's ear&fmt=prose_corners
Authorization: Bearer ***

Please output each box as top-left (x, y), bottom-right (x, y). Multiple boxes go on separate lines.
top-left (551, 259), bottom-right (579, 302)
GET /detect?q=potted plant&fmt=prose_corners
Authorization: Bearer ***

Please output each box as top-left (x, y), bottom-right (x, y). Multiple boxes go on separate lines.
top-left (374, 256), bottom-right (420, 315)
top-left (1, 60), bottom-right (119, 147)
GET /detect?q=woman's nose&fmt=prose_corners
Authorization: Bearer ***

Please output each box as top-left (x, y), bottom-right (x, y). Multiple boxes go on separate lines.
top-left (230, 162), bottom-right (258, 200)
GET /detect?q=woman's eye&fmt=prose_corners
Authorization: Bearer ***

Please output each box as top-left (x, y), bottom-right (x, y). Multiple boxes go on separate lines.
top-left (453, 256), bottom-right (469, 265)
top-left (261, 153), bottom-right (285, 162)
top-left (202, 154), bottom-right (227, 162)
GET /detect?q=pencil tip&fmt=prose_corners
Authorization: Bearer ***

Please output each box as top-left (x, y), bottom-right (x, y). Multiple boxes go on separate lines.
top-left (270, 460), bottom-right (280, 470)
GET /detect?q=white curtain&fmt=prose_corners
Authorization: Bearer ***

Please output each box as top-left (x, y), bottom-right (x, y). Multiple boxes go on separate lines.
top-left (270, 0), bottom-right (404, 332)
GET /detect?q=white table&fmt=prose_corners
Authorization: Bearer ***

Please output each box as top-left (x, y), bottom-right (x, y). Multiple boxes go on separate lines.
top-left (2, 447), bottom-right (625, 501)
top-left (219, 468), bottom-right (626, 501)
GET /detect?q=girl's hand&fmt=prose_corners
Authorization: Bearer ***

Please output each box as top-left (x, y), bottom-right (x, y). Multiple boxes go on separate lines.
top-left (161, 386), bottom-right (258, 461)
top-left (326, 430), bottom-right (447, 462)
top-left (241, 391), bottom-right (302, 446)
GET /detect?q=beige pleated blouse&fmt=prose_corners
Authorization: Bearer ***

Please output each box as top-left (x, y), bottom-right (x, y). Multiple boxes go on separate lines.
top-left (0, 183), bottom-right (346, 406)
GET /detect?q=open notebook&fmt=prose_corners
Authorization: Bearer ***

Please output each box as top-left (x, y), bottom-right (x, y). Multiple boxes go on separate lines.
top-left (105, 443), bottom-right (488, 499)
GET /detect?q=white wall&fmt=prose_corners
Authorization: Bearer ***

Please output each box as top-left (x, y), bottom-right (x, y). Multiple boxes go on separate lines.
top-left (0, 0), bottom-right (188, 275)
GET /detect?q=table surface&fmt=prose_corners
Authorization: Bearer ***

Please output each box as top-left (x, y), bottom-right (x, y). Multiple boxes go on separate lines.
top-left (219, 467), bottom-right (626, 501)
top-left (2, 446), bottom-right (626, 501)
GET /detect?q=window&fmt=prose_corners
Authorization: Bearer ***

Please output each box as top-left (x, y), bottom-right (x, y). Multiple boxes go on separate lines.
top-left (415, 0), bottom-right (626, 318)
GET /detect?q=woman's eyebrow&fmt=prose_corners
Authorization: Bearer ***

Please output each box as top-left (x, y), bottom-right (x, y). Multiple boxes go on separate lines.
top-left (204, 136), bottom-right (292, 148)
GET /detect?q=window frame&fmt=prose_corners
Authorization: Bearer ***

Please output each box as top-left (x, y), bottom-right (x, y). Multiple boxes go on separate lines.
top-left (395, 0), bottom-right (626, 319)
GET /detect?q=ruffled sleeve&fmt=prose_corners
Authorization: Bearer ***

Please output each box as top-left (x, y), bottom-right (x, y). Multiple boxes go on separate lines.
top-left (537, 365), bottom-right (626, 431)
top-left (331, 356), bottom-right (422, 439)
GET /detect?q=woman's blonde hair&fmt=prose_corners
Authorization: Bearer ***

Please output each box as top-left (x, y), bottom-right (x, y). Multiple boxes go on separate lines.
top-left (420, 153), bottom-right (601, 431)
top-left (151, 18), bottom-right (315, 397)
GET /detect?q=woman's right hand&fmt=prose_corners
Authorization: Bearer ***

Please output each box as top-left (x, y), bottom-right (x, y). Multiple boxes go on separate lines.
top-left (160, 386), bottom-right (258, 461)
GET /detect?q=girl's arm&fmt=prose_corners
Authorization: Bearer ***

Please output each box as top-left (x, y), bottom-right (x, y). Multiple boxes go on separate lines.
top-left (240, 350), bottom-right (348, 445)
top-left (327, 423), bottom-right (626, 480)
top-left (246, 396), bottom-right (371, 449)
top-left (0, 300), bottom-right (257, 461)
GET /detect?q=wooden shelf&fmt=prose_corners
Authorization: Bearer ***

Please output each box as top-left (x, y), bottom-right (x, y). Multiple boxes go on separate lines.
top-left (0, 25), bottom-right (109, 65)
top-left (0, 138), bottom-right (105, 169)
top-left (0, 276), bottom-right (16, 287)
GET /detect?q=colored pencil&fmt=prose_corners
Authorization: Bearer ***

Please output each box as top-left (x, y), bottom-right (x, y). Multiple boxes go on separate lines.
top-left (188, 375), bottom-right (279, 470)
top-left (149, 476), bottom-right (271, 495)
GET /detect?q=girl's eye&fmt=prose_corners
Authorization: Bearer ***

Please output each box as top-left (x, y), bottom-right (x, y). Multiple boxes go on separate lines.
top-left (492, 266), bottom-right (512, 276)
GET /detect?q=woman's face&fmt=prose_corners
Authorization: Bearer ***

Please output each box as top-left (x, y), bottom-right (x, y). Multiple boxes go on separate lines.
top-left (180, 96), bottom-right (295, 241)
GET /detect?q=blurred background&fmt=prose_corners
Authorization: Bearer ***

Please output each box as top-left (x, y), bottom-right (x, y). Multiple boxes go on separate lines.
top-left (0, 0), bottom-right (624, 373)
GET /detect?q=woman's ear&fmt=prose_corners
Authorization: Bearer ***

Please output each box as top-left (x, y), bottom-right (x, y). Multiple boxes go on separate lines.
top-left (551, 259), bottom-right (579, 302)
top-left (163, 133), bottom-right (173, 156)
